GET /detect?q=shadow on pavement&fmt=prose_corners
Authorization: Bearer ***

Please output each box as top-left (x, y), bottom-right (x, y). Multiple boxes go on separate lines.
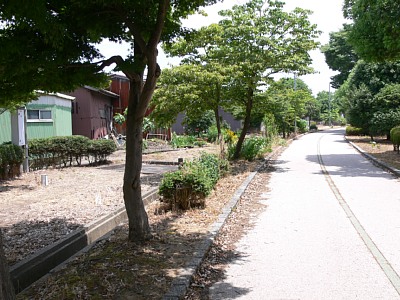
top-left (306, 153), bottom-right (396, 179)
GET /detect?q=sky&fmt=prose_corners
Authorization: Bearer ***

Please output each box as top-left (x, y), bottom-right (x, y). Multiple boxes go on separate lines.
top-left (98, 0), bottom-right (348, 96)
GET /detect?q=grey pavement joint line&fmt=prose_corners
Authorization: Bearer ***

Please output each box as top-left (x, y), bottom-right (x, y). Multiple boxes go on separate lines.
top-left (317, 134), bottom-right (400, 296)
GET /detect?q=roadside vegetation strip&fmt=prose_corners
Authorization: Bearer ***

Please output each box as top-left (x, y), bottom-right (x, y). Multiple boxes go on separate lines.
top-left (163, 147), bottom-right (283, 300)
top-left (344, 136), bottom-right (400, 178)
top-left (317, 134), bottom-right (400, 296)
top-left (11, 188), bottom-right (159, 294)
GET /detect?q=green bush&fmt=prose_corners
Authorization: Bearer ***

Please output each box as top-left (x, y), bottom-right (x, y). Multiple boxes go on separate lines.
top-left (296, 119), bottom-right (309, 134)
top-left (87, 139), bottom-right (117, 163)
top-left (28, 136), bottom-right (116, 169)
top-left (0, 143), bottom-right (24, 179)
top-left (159, 153), bottom-right (229, 210)
top-left (170, 133), bottom-right (197, 148)
top-left (227, 136), bottom-right (270, 161)
top-left (309, 122), bottom-right (318, 131)
top-left (345, 126), bottom-right (365, 136)
top-left (390, 126), bottom-right (400, 152)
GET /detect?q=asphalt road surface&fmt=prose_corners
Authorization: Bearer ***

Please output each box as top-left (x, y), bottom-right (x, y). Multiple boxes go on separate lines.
top-left (210, 128), bottom-right (400, 299)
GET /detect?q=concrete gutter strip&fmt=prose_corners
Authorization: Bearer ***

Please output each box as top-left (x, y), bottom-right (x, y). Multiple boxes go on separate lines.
top-left (345, 137), bottom-right (400, 178)
top-left (11, 188), bottom-right (159, 293)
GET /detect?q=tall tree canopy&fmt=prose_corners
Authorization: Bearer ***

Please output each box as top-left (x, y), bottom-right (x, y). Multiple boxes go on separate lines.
top-left (321, 25), bottom-right (359, 89)
top-left (344, 0), bottom-right (400, 61)
top-left (165, 0), bottom-right (320, 158)
top-left (0, 0), bottom-right (220, 244)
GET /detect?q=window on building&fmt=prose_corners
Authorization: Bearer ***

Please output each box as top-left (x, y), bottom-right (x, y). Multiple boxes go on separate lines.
top-left (27, 109), bottom-right (53, 121)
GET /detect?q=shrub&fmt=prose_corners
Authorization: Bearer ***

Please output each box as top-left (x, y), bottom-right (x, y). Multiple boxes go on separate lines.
top-left (390, 126), bottom-right (400, 153)
top-left (0, 143), bottom-right (24, 179)
top-left (346, 126), bottom-right (365, 136)
top-left (309, 122), bottom-right (318, 131)
top-left (228, 136), bottom-right (270, 161)
top-left (159, 153), bottom-right (229, 210)
top-left (296, 119), bottom-right (309, 134)
top-left (28, 136), bottom-right (116, 169)
top-left (87, 139), bottom-right (117, 163)
top-left (170, 133), bottom-right (197, 148)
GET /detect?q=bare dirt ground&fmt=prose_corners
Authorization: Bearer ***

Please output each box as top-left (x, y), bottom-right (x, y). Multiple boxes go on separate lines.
top-left (11, 143), bottom-right (260, 300)
top-left (0, 145), bottom-right (219, 265)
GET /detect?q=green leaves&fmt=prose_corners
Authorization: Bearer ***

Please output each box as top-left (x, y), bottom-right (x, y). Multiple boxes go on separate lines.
top-left (347, 0), bottom-right (400, 61)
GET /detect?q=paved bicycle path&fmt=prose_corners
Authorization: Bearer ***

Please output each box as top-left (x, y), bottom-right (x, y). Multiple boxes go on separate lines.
top-left (210, 129), bottom-right (400, 299)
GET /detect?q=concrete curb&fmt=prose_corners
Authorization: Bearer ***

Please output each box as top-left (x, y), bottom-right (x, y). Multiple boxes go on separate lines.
top-left (11, 188), bottom-right (159, 293)
top-left (162, 148), bottom-right (283, 300)
top-left (345, 137), bottom-right (400, 178)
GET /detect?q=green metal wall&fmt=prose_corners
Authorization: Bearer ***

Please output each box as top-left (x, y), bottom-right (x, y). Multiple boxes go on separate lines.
top-left (27, 104), bottom-right (72, 139)
top-left (0, 110), bottom-right (11, 144)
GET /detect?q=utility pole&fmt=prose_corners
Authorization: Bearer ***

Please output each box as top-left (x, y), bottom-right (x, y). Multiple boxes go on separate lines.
top-left (294, 72), bottom-right (297, 137)
top-left (328, 84), bottom-right (332, 127)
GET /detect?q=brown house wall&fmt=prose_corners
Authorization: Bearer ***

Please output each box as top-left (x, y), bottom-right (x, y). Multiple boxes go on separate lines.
top-left (69, 88), bottom-right (113, 139)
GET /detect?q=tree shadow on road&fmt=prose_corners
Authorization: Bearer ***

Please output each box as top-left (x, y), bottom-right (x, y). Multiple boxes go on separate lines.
top-left (306, 153), bottom-right (397, 179)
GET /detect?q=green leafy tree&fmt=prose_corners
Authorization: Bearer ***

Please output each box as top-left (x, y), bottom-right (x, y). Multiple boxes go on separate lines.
top-left (344, 84), bottom-right (374, 135)
top-left (263, 77), bottom-right (314, 137)
top-left (219, 0), bottom-right (319, 158)
top-left (370, 84), bottom-right (400, 138)
top-left (345, 60), bottom-right (400, 95)
top-left (321, 25), bottom-right (359, 88)
top-left (183, 110), bottom-right (214, 136)
top-left (0, 0), bottom-right (220, 243)
top-left (345, 0), bottom-right (400, 61)
top-left (151, 63), bottom-right (227, 141)
top-left (166, 0), bottom-right (319, 158)
top-left (160, 23), bottom-right (233, 146)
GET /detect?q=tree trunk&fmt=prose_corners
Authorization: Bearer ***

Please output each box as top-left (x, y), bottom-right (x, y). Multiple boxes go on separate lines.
top-left (123, 79), bottom-right (152, 242)
top-left (233, 87), bottom-right (253, 159)
top-left (0, 231), bottom-right (15, 300)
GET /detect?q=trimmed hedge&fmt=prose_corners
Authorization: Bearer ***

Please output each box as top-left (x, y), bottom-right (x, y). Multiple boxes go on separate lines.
top-left (159, 152), bottom-right (229, 210)
top-left (345, 126), bottom-right (365, 136)
top-left (0, 143), bottom-right (24, 180)
top-left (29, 136), bottom-right (116, 169)
top-left (390, 126), bottom-right (400, 153)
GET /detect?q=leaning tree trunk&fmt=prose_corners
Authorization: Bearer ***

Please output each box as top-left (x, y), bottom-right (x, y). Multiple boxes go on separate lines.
top-left (123, 79), bottom-right (152, 242)
top-left (233, 87), bottom-right (253, 160)
top-left (0, 231), bottom-right (15, 300)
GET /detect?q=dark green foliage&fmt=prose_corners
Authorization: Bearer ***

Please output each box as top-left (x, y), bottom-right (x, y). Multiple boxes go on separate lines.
top-left (346, 126), bottom-right (365, 136)
top-left (183, 110), bottom-right (214, 136)
top-left (321, 25), bottom-right (359, 89)
top-left (228, 136), bottom-right (270, 161)
top-left (0, 143), bottom-right (24, 179)
top-left (346, 0), bottom-right (400, 62)
top-left (87, 139), bottom-right (117, 164)
top-left (159, 153), bottom-right (229, 210)
top-left (390, 126), bottom-right (400, 152)
top-left (296, 119), bottom-right (309, 134)
top-left (309, 122), bottom-right (318, 131)
top-left (28, 136), bottom-right (116, 169)
top-left (170, 133), bottom-right (197, 148)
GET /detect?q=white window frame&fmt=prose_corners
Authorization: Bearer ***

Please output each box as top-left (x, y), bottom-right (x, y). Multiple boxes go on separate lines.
top-left (27, 109), bottom-right (53, 123)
